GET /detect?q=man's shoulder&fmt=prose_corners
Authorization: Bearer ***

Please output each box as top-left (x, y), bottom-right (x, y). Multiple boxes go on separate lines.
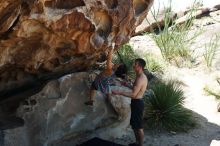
top-left (141, 73), bottom-right (148, 81)
top-left (140, 74), bottom-right (148, 86)
top-left (136, 74), bottom-right (148, 84)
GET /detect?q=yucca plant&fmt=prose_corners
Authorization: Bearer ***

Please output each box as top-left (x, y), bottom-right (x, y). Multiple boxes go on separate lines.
top-left (144, 80), bottom-right (196, 132)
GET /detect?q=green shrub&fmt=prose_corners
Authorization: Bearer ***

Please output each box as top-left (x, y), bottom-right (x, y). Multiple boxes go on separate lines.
top-left (203, 34), bottom-right (220, 68)
top-left (144, 80), bottom-right (196, 132)
top-left (204, 85), bottom-right (220, 99)
top-left (113, 44), bottom-right (139, 77)
top-left (149, 1), bottom-right (202, 65)
top-left (144, 53), bottom-right (164, 73)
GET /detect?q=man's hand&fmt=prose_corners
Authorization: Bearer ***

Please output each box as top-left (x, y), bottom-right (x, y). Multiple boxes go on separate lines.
top-left (120, 81), bottom-right (132, 88)
top-left (112, 90), bottom-right (120, 95)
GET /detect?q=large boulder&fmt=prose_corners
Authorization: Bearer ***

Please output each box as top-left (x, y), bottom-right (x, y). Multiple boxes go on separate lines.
top-left (4, 72), bottom-right (131, 146)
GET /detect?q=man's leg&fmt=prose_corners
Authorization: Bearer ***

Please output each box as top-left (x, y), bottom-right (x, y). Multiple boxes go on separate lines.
top-left (133, 129), bottom-right (138, 144)
top-left (106, 93), bottom-right (111, 101)
top-left (130, 99), bottom-right (144, 146)
top-left (136, 128), bottom-right (144, 146)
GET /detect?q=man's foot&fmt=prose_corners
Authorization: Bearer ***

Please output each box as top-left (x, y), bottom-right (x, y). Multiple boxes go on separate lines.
top-left (128, 142), bottom-right (138, 146)
top-left (84, 100), bottom-right (94, 106)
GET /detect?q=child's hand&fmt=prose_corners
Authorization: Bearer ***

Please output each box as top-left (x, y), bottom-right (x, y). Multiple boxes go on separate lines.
top-left (120, 81), bottom-right (127, 86)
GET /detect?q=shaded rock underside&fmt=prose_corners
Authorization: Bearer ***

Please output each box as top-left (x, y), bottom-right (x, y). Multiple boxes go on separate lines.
top-left (0, 0), bottom-right (154, 117)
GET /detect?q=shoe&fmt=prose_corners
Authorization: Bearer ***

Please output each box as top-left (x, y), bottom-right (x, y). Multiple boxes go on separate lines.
top-left (128, 143), bottom-right (138, 146)
top-left (84, 100), bottom-right (94, 106)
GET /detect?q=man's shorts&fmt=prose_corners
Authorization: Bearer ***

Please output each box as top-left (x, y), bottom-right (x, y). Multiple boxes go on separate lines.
top-left (130, 99), bottom-right (144, 129)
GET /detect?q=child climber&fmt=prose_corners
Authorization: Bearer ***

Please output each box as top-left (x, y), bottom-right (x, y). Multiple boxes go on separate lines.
top-left (84, 45), bottom-right (115, 106)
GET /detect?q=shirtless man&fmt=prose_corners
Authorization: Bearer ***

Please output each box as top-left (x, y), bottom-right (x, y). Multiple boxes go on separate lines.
top-left (112, 58), bottom-right (148, 146)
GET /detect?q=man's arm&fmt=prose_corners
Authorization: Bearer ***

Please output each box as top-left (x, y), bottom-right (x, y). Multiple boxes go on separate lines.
top-left (120, 81), bottom-right (133, 89)
top-left (112, 78), bottom-right (142, 99)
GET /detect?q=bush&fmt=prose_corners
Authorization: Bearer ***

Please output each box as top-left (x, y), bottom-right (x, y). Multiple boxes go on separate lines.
top-left (204, 85), bottom-right (220, 100)
top-left (113, 44), bottom-right (139, 77)
top-left (144, 80), bottom-right (196, 132)
top-left (149, 1), bottom-right (202, 66)
top-left (203, 34), bottom-right (220, 68)
top-left (144, 53), bottom-right (164, 74)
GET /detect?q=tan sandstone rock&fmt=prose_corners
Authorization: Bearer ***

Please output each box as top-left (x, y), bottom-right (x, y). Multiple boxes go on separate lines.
top-left (0, 0), bottom-right (154, 108)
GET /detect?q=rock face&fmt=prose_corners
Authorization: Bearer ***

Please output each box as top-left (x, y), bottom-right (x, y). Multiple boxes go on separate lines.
top-left (0, 0), bottom-right (154, 115)
top-left (4, 72), bottom-right (131, 146)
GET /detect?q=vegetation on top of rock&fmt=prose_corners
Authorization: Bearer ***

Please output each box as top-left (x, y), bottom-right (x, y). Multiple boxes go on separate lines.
top-left (146, 1), bottom-right (204, 67)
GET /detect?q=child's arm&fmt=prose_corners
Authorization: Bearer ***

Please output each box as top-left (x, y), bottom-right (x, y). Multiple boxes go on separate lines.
top-left (106, 44), bottom-right (115, 70)
top-left (100, 44), bottom-right (115, 77)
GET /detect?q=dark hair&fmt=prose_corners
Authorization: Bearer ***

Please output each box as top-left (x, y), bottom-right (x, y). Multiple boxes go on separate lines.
top-left (115, 64), bottom-right (128, 79)
top-left (135, 58), bottom-right (146, 69)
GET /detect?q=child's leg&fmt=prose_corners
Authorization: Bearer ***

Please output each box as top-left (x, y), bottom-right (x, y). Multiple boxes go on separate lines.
top-left (89, 81), bottom-right (97, 101)
top-left (106, 93), bottom-right (111, 102)
top-left (105, 84), bottom-right (112, 101)
top-left (85, 82), bottom-right (97, 106)
top-left (89, 89), bottom-right (96, 102)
